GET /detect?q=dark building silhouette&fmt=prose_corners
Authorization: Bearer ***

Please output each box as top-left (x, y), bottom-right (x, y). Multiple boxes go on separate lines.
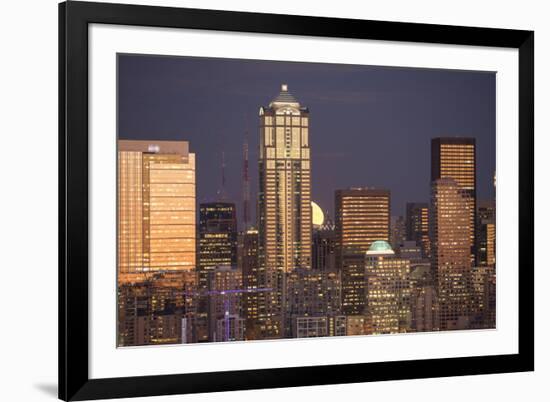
top-left (237, 228), bottom-right (261, 339)
top-left (405, 202), bottom-right (430, 259)
top-left (197, 202), bottom-right (238, 341)
top-left (198, 202), bottom-right (238, 287)
top-left (390, 215), bottom-right (407, 250)
top-left (312, 218), bottom-right (336, 271)
top-left (477, 200), bottom-right (496, 267)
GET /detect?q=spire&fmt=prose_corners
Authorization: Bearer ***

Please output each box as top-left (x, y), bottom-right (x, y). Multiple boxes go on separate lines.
top-left (217, 136), bottom-right (228, 201)
top-left (221, 149), bottom-right (226, 192)
top-left (242, 113), bottom-right (250, 229)
top-left (321, 211), bottom-right (335, 231)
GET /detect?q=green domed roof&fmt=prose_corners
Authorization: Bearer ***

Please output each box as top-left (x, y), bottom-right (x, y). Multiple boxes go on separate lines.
top-left (366, 240), bottom-right (395, 255)
top-left (369, 240), bottom-right (392, 251)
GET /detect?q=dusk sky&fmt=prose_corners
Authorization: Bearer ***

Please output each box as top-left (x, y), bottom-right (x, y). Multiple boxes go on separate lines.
top-left (118, 54), bottom-right (496, 222)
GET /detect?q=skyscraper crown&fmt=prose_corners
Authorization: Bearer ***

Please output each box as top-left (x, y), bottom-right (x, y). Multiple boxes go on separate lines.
top-left (269, 83), bottom-right (300, 108)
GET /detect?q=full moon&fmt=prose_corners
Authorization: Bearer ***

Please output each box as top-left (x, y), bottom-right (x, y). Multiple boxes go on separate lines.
top-left (311, 201), bottom-right (324, 227)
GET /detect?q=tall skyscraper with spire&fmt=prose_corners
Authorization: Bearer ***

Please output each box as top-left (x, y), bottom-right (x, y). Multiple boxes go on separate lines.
top-left (256, 84), bottom-right (312, 338)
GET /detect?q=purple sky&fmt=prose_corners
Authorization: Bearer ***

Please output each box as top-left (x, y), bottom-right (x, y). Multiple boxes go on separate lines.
top-left (118, 54), bottom-right (495, 223)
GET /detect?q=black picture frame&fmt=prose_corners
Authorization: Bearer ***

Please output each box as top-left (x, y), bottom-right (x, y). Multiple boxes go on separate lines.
top-left (59, 1), bottom-right (534, 400)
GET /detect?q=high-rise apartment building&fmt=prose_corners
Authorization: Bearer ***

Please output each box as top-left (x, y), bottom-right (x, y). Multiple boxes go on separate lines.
top-left (405, 202), bottom-right (430, 258)
top-left (430, 178), bottom-right (473, 330)
top-left (365, 241), bottom-right (411, 334)
top-left (237, 228), bottom-right (260, 339)
top-left (257, 84), bottom-right (312, 338)
top-left (335, 188), bottom-right (390, 315)
top-left (118, 140), bottom-right (196, 282)
top-left (431, 137), bottom-right (476, 263)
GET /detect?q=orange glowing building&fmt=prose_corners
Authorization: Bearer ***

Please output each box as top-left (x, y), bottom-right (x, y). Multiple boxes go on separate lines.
top-left (431, 137), bottom-right (476, 263)
top-left (117, 140), bottom-right (196, 283)
top-left (430, 178), bottom-right (473, 330)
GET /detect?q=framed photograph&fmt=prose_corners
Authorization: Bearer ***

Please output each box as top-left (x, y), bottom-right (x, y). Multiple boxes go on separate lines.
top-left (59, 1), bottom-right (534, 400)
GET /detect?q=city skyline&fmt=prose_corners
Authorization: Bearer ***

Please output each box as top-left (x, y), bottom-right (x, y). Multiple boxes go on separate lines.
top-left (117, 54), bottom-right (496, 346)
top-left (118, 54), bottom-right (496, 219)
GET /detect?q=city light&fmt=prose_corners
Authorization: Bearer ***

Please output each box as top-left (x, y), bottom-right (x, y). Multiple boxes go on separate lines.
top-left (117, 70), bottom-right (496, 346)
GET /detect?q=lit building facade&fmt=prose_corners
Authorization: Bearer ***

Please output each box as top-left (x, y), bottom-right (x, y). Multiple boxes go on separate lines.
top-left (431, 137), bottom-right (476, 263)
top-left (430, 178), bottom-right (473, 330)
top-left (335, 188), bottom-right (391, 259)
top-left (257, 84), bottom-right (312, 338)
top-left (365, 241), bottom-right (411, 334)
top-left (345, 315), bottom-right (370, 336)
top-left (118, 140), bottom-right (196, 281)
top-left (117, 271), bottom-right (197, 346)
top-left (335, 188), bottom-right (390, 315)
top-left (405, 202), bottom-right (430, 258)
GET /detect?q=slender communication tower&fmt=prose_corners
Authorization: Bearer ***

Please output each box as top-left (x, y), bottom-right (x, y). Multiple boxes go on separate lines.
top-left (221, 149), bottom-right (226, 197)
top-left (217, 135), bottom-right (227, 200)
top-left (242, 117), bottom-right (250, 230)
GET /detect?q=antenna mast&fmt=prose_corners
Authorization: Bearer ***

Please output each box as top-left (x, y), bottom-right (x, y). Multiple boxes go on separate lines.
top-left (220, 148), bottom-right (227, 200)
top-left (242, 115), bottom-right (250, 229)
